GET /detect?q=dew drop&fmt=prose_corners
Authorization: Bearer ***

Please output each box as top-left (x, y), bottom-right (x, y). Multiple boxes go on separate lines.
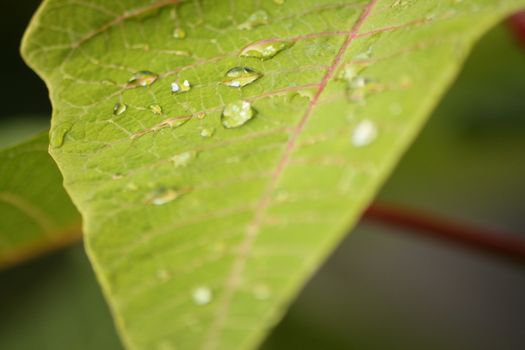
top-left (253, 284), bottom-right (271, 300)
top-left (149, 104), bottom-right (163, 115)
top-left (240, 40), bottom-right (292, 60)
top-left (172, 27), bottom-right (186, 39)
top-left (222, 67), bottom-right (262, 88)
top-left (113, 102), bottom-right (127, 116)
top-left (127, 71), bottom-right (159, 88)
top-left (221, 100), bottom-right (255, 128)
top-left (192, 286), bottom-right (212, 305)
top-left (171, 79), bottom-right (191, 94)
top-left (171, 151), bottom-right (196, 168)
top-left (146, 187), bottom-right (182, 205)
top-left (237, 10), bottom-right (269, 30)
top-left (50, 123), bottom-right (72, 148)
top-left (199, 127), bottom-right (215, 138)
top-left (351, 119), bottom-right (377, 147)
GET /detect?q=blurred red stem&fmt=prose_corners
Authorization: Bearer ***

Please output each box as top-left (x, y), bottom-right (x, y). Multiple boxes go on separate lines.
top-left (363, 203), bottom-right (525, 265)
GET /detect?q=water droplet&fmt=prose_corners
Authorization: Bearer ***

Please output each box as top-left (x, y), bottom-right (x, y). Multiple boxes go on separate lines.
top-left (195, 112), bottom-right (206, 120)
top-left (240, 40), bottom-right (292, 60)
top-left (146, 187), bottom-right (182, 205)
top-left (157, 269), bottom-right (171, 281)
top-left (222, 67), bottom-right (262, 88)
top-left (127, 71), bottom-right (159, 88)
top-left (253, 284), bottom-right (271, 300)
top-left (221, 100), bottom-right (255, 128)
top-left (171, 151), bottom-right (196, 168)
top-left (50, 123), bottom-right (72, 148)
top-left (192, 286), bottom-right (212, 305)
top-left (199, 127), bottom-right (215, 138)
top-left (351, 119), bottom-right (377, 147)
top-left (149, 104), bottom-right (163, 115)
top-left (237, 10), bottom-right (269, 30)
top-left (172, 27), bottom-right (186, 39)
top-left (171, 79), bottom-right (191, 94)
top-left (113, 102), bottom-right (127, 116)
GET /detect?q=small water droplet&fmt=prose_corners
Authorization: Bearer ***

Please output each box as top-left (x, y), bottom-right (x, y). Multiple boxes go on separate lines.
top-left (157, 269), bottom-right (171, 281)
top-left (50, 123), bottom-right (72, 148)
top-left (222, 67), bottom-right (262, 88)
top-left (113, 102), bottom-right (127, 116)
top-left (146, 187), bottom-right (182, 205)
top-left (127, 71), bottom-right (158, 88)
top-left (240, 40), bottom-right (292, 60)
top-left (253, 284), bottom-right (271, 300)
top-left (171, 79), bottom-right (191, 94)
top-left (195, 112), bottom-right (206, 119)
top-left (149, 104), bottom-right (163, 115)
top-left (172, 27), bottom-right (186, 39)
top-left (237, 10), bottom-right (269, 30)
top-left (199, 127), bottom-right (215, 138)
top-left (171, 151), bottom-right (196, 168)
top-left (351, 119), bottom-right (377, 147)
top-left (221, 100), bottom-right (255, 128)
top-left (192, 286), bottom-right (212, 305)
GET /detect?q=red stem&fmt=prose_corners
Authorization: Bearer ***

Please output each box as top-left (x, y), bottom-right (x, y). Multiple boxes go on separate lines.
top-left (363, 203), bottom-right (525, 265)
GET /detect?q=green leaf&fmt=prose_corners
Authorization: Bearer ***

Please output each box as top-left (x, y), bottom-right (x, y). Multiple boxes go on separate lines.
top-left (0, 131), bottom-right (81, 269)
top-left (21, 1), bottom-right (525, 349)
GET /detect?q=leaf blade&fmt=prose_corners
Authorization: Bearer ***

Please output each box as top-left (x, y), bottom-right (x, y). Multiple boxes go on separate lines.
top-left (21, 1), bottom-right (525, 349)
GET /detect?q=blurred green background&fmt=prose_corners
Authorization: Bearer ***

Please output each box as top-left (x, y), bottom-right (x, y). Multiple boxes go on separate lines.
top-left (1, 1), bottom-right (524, 349)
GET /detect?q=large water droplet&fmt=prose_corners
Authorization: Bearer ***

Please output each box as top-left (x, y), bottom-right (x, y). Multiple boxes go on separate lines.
top-left (149, 104), bottom-right (163, 115)
top-left (240, 40), bottom-right (292, 60)
top-left (199, 126), bottom-right (215, 138)
top-left (50, 123), bottom-right (72, 148)
top-left (172, 27), bottom-right (186, 39)
top-left (192, 286), bottom-right (212, 305)
top-left (127, 71), bottom-right (159, 88)
top-left (146, 187), bottom-right (182, 205)
top-left (222, 67), bottom-right (262, 88)
top-left (237, 10), bottom-right (269, 30)
top-left (113, 102), bottom-right (127, 116)
top-left (221, 100), bottom-right (255, 128)
top-left (171, 151), bottom-right (196, 168)
top-left (351, 119), bottom-right (377, 147)
top-left (171, 79), bottom-right (191, 94)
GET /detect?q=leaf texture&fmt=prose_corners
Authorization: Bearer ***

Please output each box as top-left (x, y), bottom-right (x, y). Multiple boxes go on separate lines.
top-left (22, 0), bottom-right (525, 349)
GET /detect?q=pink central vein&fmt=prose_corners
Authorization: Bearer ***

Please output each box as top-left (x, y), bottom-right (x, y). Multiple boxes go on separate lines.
top-left (204, 0), bottom-right (379, 348)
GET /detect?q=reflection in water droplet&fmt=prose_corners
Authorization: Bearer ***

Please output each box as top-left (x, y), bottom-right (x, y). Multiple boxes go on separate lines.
top-left (352, 119), bottom-right (377, 147)
top-left (50, 123), bottom-right (72, 148)
top-left (146, 187), bottom-right (181, 205)
top-left (113, 102), bottom-right (127, 116)
top-left (192, 286), bottom-right (212, 305)
top-left (149, 104), bottom-right (163, 115)
top-left (240, 40), bottom-right (292, 60)
top-left (237, 10), bottom-right (269, 30)
top-left (171, 151), bottom-right (196, 168)
top-left (221, 100), bottom-right (255, 128)
top-left (173, 27), bottom-right (186, 39)
top-left (127, 71), bottom-right (159, 88)
top-left (171, 79), bottom-right (191, 94)
top-left (222, 67), bottom-right (262, 88)
top-left (200, 127), bottom-right (215, 138)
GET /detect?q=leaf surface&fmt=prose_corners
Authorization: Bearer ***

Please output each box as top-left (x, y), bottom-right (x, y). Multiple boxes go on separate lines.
top-left (22, 1), bottom-right (525, 349)
top-left (0, 132), bottom-right (81, 268)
